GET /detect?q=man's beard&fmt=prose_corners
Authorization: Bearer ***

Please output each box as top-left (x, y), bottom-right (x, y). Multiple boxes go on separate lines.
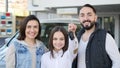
top-left (81, 20), bottom-right (95, 30)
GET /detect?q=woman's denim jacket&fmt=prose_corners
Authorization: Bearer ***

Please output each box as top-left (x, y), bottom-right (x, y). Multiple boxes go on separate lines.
top-left (13, 40), bottom-right (46, 68)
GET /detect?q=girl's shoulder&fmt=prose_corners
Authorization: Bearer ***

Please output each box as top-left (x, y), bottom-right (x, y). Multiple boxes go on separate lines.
top-left (43, 51), bottom-right (50, 56)
top-left (41, 51), bottom-right (50, 59)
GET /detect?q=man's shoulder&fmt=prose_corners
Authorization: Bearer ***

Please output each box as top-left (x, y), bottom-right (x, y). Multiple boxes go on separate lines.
top-left (97, 29), bottom-right (107, 34)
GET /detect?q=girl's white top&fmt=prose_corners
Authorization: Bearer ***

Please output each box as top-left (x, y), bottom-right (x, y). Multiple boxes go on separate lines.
top-left (41, 37), bottom-right (78, 68)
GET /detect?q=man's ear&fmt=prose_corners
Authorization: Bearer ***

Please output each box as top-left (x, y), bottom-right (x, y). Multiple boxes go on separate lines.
top-left (95, 15), bottom-right (98, 22)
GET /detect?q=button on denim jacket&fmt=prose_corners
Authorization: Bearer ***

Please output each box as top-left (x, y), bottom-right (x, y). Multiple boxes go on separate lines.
top-left (13, 40), bottom-right (46, 68)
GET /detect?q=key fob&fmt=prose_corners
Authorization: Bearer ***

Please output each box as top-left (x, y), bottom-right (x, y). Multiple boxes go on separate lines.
top-left (68, 31), bottom-right (74, 40)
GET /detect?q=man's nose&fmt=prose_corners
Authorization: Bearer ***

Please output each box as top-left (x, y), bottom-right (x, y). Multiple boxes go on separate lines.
top-left (83, 15), bottom-right (89, 20)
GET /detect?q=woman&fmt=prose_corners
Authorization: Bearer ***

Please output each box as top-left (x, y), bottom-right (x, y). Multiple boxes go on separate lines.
top-left (6, 15), bottom-right (47, 68)
top-left (41, 26), bottom-right (78, 68)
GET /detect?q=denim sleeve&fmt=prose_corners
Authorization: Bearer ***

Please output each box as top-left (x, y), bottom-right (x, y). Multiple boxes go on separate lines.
top-left (5, 44), bottom-right (15, 68)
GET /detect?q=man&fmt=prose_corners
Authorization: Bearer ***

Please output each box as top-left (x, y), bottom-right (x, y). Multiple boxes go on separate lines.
top-left (68, 4), bottom-right (120, 68)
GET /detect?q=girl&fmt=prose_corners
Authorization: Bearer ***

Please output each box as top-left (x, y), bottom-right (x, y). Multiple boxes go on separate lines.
top-left (41, 26), bottom-right (78, 68)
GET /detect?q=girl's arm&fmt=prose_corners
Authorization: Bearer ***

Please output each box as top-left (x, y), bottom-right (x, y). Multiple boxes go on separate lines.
top-left (68, 35), bottom-right (78, 59)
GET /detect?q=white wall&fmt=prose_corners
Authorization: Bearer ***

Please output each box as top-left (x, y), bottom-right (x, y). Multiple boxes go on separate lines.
top-left (28, 0), bottom-right (120, 11)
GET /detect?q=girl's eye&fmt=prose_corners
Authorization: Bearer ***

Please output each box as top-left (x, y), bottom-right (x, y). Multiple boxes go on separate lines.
top-left (60, 38), bottom-right (64, 41)
top-left (53, 38), bottom-right (57, 40)
top-left (34, 26), bottom-right (38, 28)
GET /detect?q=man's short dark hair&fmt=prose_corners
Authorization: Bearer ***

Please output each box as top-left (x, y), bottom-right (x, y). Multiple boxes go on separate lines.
top-left (81, 4), bottom-right (96, 14)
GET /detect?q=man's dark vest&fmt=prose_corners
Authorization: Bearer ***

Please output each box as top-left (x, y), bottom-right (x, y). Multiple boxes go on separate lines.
top-left (72, 28), bottom-right (112, 68)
